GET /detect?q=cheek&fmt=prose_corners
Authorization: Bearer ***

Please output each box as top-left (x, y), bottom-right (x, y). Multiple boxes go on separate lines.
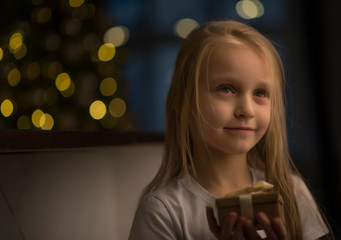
top-left (200, 100), bottom-right (229, 126)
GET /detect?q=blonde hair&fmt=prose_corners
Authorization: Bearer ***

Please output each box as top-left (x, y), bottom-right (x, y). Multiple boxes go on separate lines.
top-left (143, 20), bottom-right (328, 239)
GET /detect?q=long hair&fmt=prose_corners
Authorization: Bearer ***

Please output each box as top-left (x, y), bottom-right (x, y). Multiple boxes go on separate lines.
top-left (143, 20), bottom-right (323, 239)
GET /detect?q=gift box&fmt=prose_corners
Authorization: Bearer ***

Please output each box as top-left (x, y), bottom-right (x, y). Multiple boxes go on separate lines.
top-left (216, 181), bottom-right (284, 225)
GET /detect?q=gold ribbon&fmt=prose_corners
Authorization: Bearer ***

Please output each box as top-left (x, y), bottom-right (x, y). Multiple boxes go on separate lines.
top-left (224, 180), bottom-right (274, 198)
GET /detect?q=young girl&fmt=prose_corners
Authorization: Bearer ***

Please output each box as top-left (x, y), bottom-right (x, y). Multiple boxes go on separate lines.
top-left (129, 20), bottom-right (332, 240)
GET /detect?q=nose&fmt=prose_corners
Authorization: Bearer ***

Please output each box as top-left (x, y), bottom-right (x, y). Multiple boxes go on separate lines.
top-left (234, 96), bottom-right (255, 119)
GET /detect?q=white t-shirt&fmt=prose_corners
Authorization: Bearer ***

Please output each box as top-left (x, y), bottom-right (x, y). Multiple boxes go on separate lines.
top-left (129, 168), bottom-right (328, 240)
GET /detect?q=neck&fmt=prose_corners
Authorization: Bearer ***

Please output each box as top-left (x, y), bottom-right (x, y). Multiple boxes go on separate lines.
top-left (192, 147), bottom-right (253, 198)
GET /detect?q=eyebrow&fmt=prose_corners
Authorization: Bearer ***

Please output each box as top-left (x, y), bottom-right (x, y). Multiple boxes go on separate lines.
top-left (211, 76), bottom-right (272, 89)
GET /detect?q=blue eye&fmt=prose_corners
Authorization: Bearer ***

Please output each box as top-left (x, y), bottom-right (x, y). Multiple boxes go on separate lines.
top-left (220, 86), bottom-right (233, 93)
top-left (254, 91), bottom-right (265, 97)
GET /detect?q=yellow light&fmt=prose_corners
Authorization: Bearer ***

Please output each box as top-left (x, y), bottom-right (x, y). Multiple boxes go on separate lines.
top-left (9, 32), bottom-right (23, 53)
top-left (26, 62), bottom-right (41, 80)
top-left (236, 0), bottom-right (264, 19)
top-left (48, 61), bottom-right (63, 79)
top-left (98, 43), bottom-right (116, 62)
top-left (103, 26), bottom-right (130, 47)
top-left (89, 100), bottom-right (107, 120)
top-left (35, 7), bottom-right (52, 24)
top-left (14, 43), bottom-right (27, 59)
top-left (69, 0), bottom-right (85, 7)
top-left (7, 68), bottom-right (21, 87)
top-left (0, 48), bottom-right (3, 61)
top-left (100, 114), bottom-right (118, 129)
top-left (17, 115), bottom-right (31, 129)
top-left (1, 99), bottom-right (14, 117)
top-left (60, 80), bottom-right (75, 98)
top-left (100, 77), bottom-right (117, 96)
top-left (174, 18), bottom-right (199, 39)
top-left (109, 98), bottom-right (126, 118)
top-left (55, 72), bottom-right (71, 91)
top-left (32, 109), bottom-right (44, 128)
top-left (40, 113), bottom-right (54, 130)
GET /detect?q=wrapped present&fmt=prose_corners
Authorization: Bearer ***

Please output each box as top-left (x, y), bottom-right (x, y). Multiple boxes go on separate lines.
top-left (216, 181), bottom-right (284, 225)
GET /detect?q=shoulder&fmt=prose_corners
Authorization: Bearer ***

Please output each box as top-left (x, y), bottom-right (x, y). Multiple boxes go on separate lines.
top-left (129, 183), bottom-right (182, 240)
top-left (291, 175), bottom-right (329, 240)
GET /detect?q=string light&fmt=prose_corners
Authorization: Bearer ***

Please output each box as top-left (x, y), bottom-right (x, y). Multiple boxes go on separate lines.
top-left (40, 113), bottom-right (54, 130)
top-left (69, 0), bottom-right (85, 8)
top-left (7, 68), bottom-right (21, 87)
top-left (55, 72), bottom-right (71, 91)
top-left (98, 43), bottom-right (116, 62)
top-left (9, 32), bottom-right (24, 53)
top-left (17, 115), bottom-right (31, 129)
top-left (1, 99), bottom-right (14, 117)
top-left (236, 0), bottom-right (264, 19)
top-left (100, 77), bottom-right (117, 96)
top-left (0, 48), bottom-right (4, 61)
top-left (109, 98), bottom-right (126, 118)
top-left (89, 100), bottom-right (107, 120)
top-left (174, 18), bottom-right (199, 39)
top-left (60, 80), bottom-right (75, 97)
top-left (31, 109), bottom-right (44, 128)
top-left (103, 26), bottom-right (130, 47)
top-left (14, 43), bottom-right (27, 59)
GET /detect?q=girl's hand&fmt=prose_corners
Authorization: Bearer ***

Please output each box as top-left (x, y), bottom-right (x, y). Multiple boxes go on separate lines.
top-left (206, 206), bottom-right (287, 239)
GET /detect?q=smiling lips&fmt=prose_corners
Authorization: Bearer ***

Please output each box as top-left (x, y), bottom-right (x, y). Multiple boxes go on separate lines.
top-left (224, 127), bottom-right (255, 135)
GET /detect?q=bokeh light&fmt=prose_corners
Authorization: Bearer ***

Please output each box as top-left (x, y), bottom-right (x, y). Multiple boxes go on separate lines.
top-left (7, 68), bottom-right (21, 87)
top-left (40, 113), bottom-right (54, 130)
top-left (1, 99), bottom-right (14, 117)
top-left (32, 7), bottom-right (52, 24)
top-left (48, 61), bottom-right (63, 79)
top-left (0, 48), bottom-right (4, 61)
top-left (55, 72), bottom-right (71, 91)
top-left (174, 18), bottom-right (199, 39)
top-left (17, 115), bottom-right (31, 129)
top-left (100, 114), bottom-right (118, 129)
top-left (60, 80), bottom-right (75, 97)
top-left (103, 26), bottom-right (130, 47)
top-left (9, 32), bottom-right (24, 53)
top-left (100, 77), bottom-right (117, 96)
top-left (98, 43), bottom-right (116, 62)
top-left (89, 100), bottom-right (107, 120)
top-left (26, 62), bottom-right (41, 80)
top-left (236, 0), bottom-right (264, 19)
top-left (69, 0), bottom-right (85, 8)
top-left (14, 43), bottom-right (27, 59)
top-left (31, 109), bottom-right (44, 128)
top-left (109, 98), bottom-right (126, 118)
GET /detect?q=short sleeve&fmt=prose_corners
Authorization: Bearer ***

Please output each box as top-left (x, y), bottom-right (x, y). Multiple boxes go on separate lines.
top-left (293, 177), bottom-right (329, 240)
top-left (129, 194), bottom-right (179, 240)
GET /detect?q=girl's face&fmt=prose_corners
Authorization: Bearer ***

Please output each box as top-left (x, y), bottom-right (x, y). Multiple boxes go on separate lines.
top-left (196, 44), bottom-right (272, 156)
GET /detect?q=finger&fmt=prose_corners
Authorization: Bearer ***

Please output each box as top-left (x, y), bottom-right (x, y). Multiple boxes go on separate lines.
top-left (221, 212), bottom-right (238, 239)
top-left (256, 212), bottom-right (277, 239)
top-left (271, 218), bottom-right (287, 240)
top-left (241, 217), bottom-right (261, 239)
top-left (206, 206), bottom-right (221, 239)
top-left (230, 217), bottom-right (244, 239)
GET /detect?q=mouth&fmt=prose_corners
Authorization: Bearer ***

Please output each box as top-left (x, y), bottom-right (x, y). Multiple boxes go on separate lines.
top-left (223, 127), bottom-right (255, 134)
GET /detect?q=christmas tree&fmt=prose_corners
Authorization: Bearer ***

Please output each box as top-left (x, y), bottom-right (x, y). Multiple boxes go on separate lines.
top-left (0, 0), bottom-right (134, 130)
